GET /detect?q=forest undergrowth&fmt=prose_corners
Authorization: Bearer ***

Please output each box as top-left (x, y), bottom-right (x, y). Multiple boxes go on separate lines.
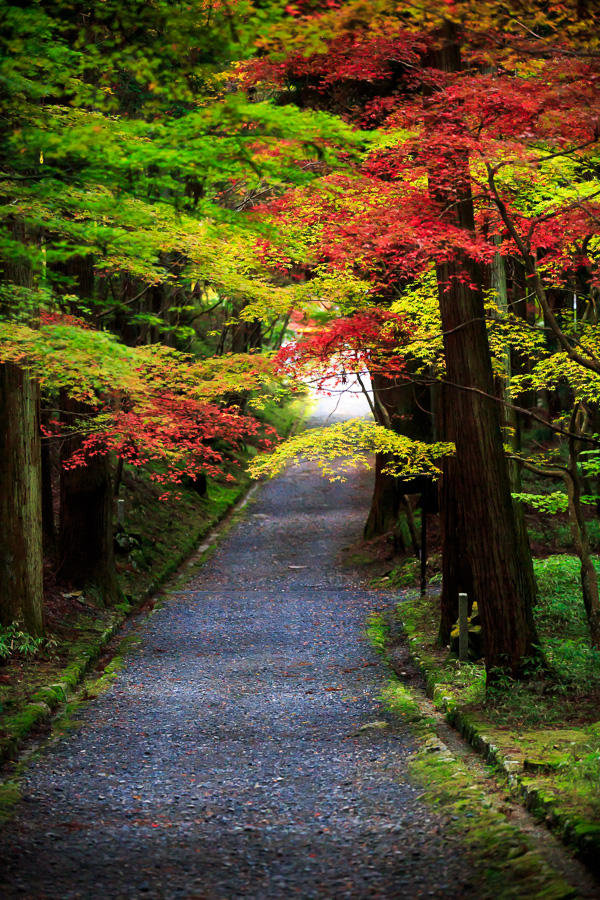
top-left (364, 520), bottom-right (600, 871)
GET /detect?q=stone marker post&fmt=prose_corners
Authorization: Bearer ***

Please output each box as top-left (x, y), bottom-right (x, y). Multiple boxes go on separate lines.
top-left (459, 592), bottom-right (469, 662)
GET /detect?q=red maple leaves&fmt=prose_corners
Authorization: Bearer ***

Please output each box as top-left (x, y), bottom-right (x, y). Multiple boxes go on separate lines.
top-left (277, 308), bottom-right (411, 387)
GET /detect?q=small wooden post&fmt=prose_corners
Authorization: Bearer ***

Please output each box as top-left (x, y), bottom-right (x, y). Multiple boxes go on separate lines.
top-left (458, 592), bottom-right (469, 662)
top-left (117, 498), bottom-right (125, 527)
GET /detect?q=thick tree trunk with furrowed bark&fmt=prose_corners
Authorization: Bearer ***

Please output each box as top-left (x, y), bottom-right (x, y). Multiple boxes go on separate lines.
top-left (428, 20), bottom-right (540, 676)
top-left (434, 383), bottom-right (473, 646)
top-left (0, 364), bottom-right (45, 636)
top-left (0, 219), bottom-right (45, 635)
top-left (436, 252), bottom-right (540, 674)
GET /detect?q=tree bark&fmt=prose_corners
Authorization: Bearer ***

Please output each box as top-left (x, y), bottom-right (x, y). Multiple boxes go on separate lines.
top-left (565, 468), bottom-right (600, 648)
top-left (565, 405), bottom-right (600, 647)
top-left (0, 364), bottom-right (45, 635)
top-left (364, 372), bottom-right (432, 539)
top-left (436, 251), bottom-right (540, 674)
top-left (0, 218), bottom-right (45, 635)
top-left (434, 384), bottom-right (473, 646)
top-left (427, 20), bottom-right (540, 677)
top-left (58, 396), bottom-right (122, 606)
top-left (364, 451), bottom-right (403, 540)
top-left (41, 406), bottom-right (56, 551)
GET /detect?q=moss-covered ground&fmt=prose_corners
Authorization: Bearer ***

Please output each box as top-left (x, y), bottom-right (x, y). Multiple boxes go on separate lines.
top-left (386, 556), bottom-right (600, 876)
top-left (369, 616), bottom-right (593, 899)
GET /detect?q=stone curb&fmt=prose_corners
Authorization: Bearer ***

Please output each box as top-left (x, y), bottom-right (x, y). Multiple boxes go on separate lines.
top-left (402, 629), bottom-right (600, 879)
top-left (0, 480), bottom-right (253, 772)
top-left (0, 616), bottom-right (123, 769)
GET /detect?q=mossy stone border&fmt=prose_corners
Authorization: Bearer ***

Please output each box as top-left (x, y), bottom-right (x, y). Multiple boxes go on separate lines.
top-left (400, 613), bottom-right (600, 878)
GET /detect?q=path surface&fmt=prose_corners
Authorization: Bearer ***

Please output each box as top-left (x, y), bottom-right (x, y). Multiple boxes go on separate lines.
top-left (0, 394), bottom-right (474, 899)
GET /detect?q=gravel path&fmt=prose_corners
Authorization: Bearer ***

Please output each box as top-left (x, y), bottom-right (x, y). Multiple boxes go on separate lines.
top-left (0, 395), bottom-right (476, 899)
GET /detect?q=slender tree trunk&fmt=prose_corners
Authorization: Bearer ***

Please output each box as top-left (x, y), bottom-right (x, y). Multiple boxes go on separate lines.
top-left (566, 469), bottom-right (600, 647)
top-left (41, 406), bottom-right (56, 551)
top-left (364, 372), bottom-right (432, 539)
top-left (364, 452), bottom-right (402, 539)
top-left (0, 364), bottom-right (45, 635)
top-left (434, 383), bottom-right (473, 646)
top-left (400, 494), bottom-right (420, 556)
top-left (58, 396), bottom-right (122, 606)
top-left (565, 407), bottom-right (600, 647)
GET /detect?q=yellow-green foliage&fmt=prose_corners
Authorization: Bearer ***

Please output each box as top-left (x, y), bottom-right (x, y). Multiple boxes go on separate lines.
top-left (390, 268), bottom-right (443, 372)
top-left (0, 321), bottom-right (276, 408)
top-left (249, 417), bottom-right (454, 481)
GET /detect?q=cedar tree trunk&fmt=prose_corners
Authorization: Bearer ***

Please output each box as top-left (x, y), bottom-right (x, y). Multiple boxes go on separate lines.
top-left (436, 251), bottom-right (540, 675)
top-left (434, 384), bottom-right (473, 646)
top-left (59, 396), bottom-right (121, 606)
top-left (0, 364), bottom-right (45, 635)
top-left (429, 20), bottom-right (540, 677)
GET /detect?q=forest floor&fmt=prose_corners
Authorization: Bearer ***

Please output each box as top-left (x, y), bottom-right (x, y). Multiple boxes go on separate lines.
top-left (0, 392), bottom-right (597, 899)
top-left (379, 584), bottom-right (600, 877)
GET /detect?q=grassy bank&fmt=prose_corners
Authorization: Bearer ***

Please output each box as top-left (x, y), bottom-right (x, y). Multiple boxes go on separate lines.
top-left (372, 658), bottom-right (580, 900)
top-left (389, 555), bottom-right (600, 875)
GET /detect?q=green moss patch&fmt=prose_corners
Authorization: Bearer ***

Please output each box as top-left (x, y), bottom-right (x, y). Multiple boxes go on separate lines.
top-left (408, 751), bottom-right (577, 900)
top-left (394, 583), bottom-right (600, 877)
top-left (369, 615), bottom-right (581, 898)
top-left (0, 781), bottom-right (21, 824)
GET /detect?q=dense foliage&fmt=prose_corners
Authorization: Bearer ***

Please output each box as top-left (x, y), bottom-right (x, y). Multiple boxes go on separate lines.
top-left (2, 0), bottom-right (600, 681)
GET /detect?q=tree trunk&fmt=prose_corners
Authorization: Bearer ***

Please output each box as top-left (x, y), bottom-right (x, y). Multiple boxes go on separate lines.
top-left (428, 20), bottom-right (540, 677)
top-left (565, 409), bottom-right (600, 647)
top-left (434, 385), bottom-right (473, 646)
top-left (364, 372), bottom-right (432, 539)
top-left (0, 364), bottom-right (45, 635)
top-left (364, 452), bottom-right (402, 540)
top-left (41, 406), bottom-right (56, 551)
top-left (565, 471), bottom-right (600, 647)
top-left (436, 253), bottom-right (540, 675)
top-left (0, 218), bottom-right (44, 635)
top-left (58, 396), bottom-right (122, 606)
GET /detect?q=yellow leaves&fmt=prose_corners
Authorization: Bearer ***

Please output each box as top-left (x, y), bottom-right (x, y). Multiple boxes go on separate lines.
top-left (249, 417), bottom-right (454, 481)
top-left (510, 352), bottom-right (600, 407)
top-left (391, 268), bottom-right (443, 373)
